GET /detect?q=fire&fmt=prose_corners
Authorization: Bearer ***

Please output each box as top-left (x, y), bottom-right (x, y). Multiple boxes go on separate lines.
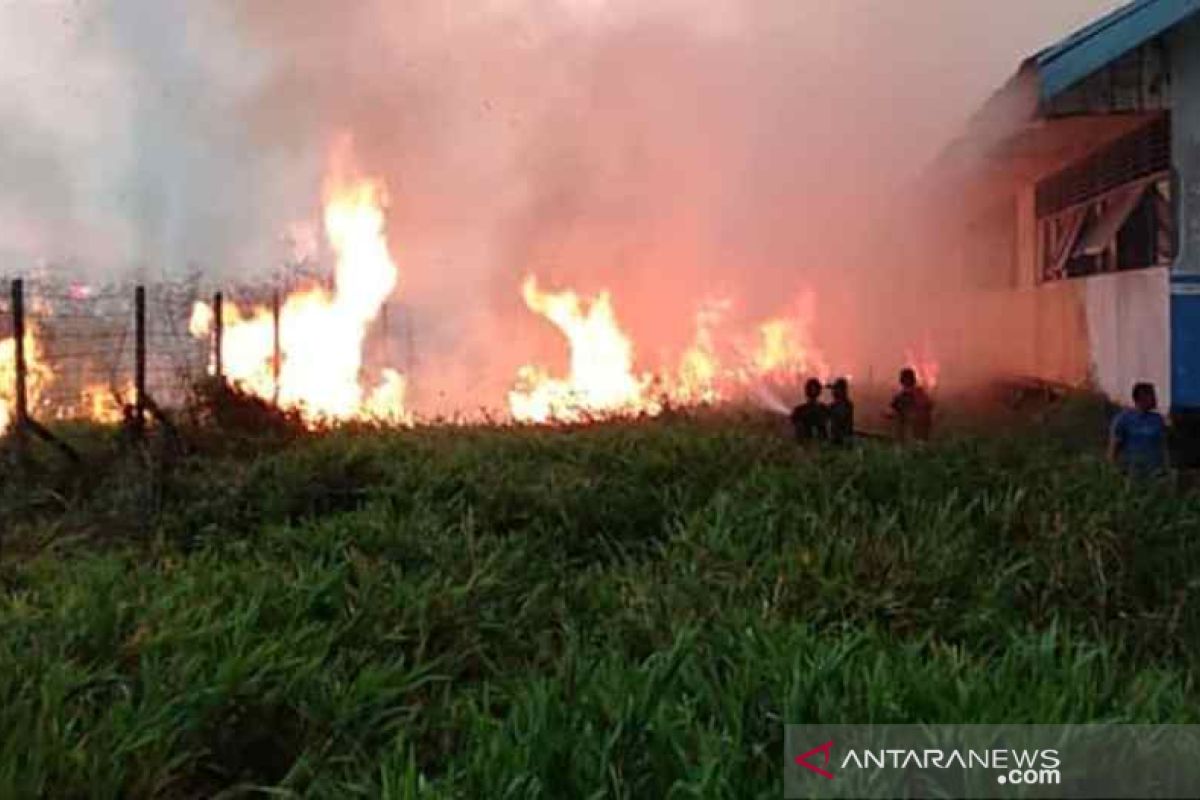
top-left (78, 382), bottom-right (132, 424)
top-left (507, 276), bottom-right (836, 422)
top-left (363, 368), bottom-right (409, 423)
top-left (749, 293), bottom-right (828, 381)
top-left (0, 337), bottom-right (18, 432)
top-left (0, 329), bottom-right (52, 432)
top-left (508, 276), bottom-right (655, 422)
top-left (188, 303), bottom-right (213, 339)
top-left (189, 144), bottom-right (409, 424)
top-left (672, 300), bottom-right (729, 406)
top-left (0, 319), bottom-right (136, 429)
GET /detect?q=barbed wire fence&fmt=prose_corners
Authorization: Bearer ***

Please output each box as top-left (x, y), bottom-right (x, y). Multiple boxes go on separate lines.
top-left (0, 275), bottom-right (234, 461)
top-left (2, 262), bottom-right (416, 460)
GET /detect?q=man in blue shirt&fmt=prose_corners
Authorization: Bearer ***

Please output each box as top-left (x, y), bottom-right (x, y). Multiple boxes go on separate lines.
top-left (1108, 382), bottom-right (1169, 476)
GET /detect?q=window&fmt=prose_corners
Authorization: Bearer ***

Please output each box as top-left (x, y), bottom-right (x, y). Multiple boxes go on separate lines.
top-left (1036, 118), bottom-right (1175, 282)
top-left (1039, 176), bottom-right (1175, 280)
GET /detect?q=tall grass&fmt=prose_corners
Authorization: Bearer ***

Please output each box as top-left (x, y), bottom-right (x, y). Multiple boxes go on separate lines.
top-left (0, 407), bottom-right (1197, 797)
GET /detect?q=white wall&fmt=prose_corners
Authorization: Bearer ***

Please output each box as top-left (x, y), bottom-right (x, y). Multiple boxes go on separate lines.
top-left (1005, 138), bottom-right (1173, 405)
top-left (1083, 266), bottom-right (1171, 403)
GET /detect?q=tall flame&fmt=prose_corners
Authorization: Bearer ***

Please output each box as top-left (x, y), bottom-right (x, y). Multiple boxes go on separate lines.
top-left (0, 330), bottom-right (52, 432)
top-left (672, 299), bottom-right (729, 405)
top-left (508, 276), bottom-right (654, 422)
top-left (749, 292), bottom-right (828, 381)
top-left (189, 144), bottom-right (408, 424)
top-left (507, 276), bottom-right (837, 423)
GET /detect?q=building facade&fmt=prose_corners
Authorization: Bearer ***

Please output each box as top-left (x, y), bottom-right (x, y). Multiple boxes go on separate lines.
top-left (942, 0), bottom-right (1200, 453)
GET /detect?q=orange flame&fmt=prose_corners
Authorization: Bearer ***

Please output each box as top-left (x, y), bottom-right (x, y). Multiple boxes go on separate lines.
top-left (0, 330), bottom-right (52, 432)
top-left (508, 276), bottom-right (655, 422)
top-left (0, 323), bottom-right (135, 429)
top-left (189, 144), bottom-right (408, 424)
top-left (748, 292), bottom-right (827, 382)
top-left (672, 299), bottom-right (730, 405)
top-left (77, 382), bottom-right (133, 424)
top-left (508, 276), bottom-right (833, 422)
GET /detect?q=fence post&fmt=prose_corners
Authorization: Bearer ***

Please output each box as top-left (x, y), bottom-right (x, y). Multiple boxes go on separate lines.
top-left (11, 279), bottom-right (28, 460)
top-left (6, 278), bottom-right (79, 466)
top-left (272, 289), bottom-right (281, 405)
top-left (135, 285), bottom-right (146, 435)
top-left (213, 292), bottom-right (224, 383)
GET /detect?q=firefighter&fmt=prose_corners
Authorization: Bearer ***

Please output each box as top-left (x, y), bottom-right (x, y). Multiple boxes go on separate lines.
top-left (790, 378), bottom-right (829, 444)
top-left (1108, 382), bottom-right (1169, 476)
top-left (827, 377), bottom-right (854, 446)
top-left (887, 367), bottom-right (934, 442)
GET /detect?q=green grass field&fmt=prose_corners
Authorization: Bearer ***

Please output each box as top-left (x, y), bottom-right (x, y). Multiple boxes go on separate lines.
top-left (1, 404), bottom-right (1198, 798)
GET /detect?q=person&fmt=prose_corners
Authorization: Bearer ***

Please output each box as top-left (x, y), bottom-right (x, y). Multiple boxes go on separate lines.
top-left (790, 378), bottom-right (829, 444)
top-left (888, 367), bottom-right (934, 442)
top-left (1108, 382), bottom-right (1169, 476)
top-left (827, 377), bottom-right (854, 446)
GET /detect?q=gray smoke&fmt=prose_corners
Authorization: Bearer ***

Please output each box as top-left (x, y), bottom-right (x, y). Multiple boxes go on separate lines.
top-left (0, 0), bottom-right (1123, 411)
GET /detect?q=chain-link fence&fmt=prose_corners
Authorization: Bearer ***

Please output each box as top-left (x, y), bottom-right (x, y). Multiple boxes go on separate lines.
top-left (32, 282), bottom-right (206, 417)
top-left (0, 276), bottom-right (257, 433)
top-left (1, 264), bottom-right (415, 441)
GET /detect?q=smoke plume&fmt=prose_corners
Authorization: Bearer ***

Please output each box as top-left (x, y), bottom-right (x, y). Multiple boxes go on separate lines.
top-left (0, 0), bottom-right (1124, 413)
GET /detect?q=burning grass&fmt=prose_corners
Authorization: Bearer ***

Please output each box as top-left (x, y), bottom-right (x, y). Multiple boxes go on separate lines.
top-left (1, 407), bottom-right (1199, 796)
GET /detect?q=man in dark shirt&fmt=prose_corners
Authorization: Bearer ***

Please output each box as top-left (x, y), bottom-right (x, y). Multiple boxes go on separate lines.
top-left (827, 377), bottom-right (854, 446)
top-left (791, 378), bottom-right (828, 444)
top-left (1109, 382), bottom-right (1169, 476)
top-left (888, 367), bottom-right (934, 442)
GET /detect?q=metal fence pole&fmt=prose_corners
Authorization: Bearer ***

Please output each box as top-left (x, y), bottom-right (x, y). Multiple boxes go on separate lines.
top-left (8, 278), bottom-right (78, 465)
top-left (213, 292), bottom-right (224, 383)
top-left (11, 279), bottom-right (28, 459)
top-left (135, 285), bottom-right (146, 435)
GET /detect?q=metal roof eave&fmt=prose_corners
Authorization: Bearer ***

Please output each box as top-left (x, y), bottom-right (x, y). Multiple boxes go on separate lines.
top-left (1035, 0), bottom-right (1200, 100)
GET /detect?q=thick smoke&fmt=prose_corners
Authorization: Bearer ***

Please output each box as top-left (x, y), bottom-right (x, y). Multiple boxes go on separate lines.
top-left (0, 0), bottom-right (1123, 413)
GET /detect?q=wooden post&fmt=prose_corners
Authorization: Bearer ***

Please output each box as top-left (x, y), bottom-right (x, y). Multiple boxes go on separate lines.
top-left (135, 286), bottom-right (146, 435)
top-left (213, 292), bottom-right (224, 382)
top-left (272, 289), bottom-right (281, 404)
top-left (11, 278), bottom-right (28, 460)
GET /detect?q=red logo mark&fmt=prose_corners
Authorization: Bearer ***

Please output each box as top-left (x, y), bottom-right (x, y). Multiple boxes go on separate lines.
top-left (795, 739), bottom-right (835, 780)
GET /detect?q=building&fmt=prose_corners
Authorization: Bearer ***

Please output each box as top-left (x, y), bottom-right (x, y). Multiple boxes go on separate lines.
top-left (934, 0), bottom-right (1200, 455)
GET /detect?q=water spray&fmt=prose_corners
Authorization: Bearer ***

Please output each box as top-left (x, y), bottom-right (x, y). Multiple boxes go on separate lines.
top-left (748, 382), bottom-right (790, 416)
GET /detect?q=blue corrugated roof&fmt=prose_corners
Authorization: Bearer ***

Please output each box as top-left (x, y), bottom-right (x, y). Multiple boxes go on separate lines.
top-left (1033, 0), bottom-right (1200, 99)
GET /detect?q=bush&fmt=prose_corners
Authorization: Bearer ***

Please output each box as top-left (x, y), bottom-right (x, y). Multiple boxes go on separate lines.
top-left (1, 412), bottom-right (1198, 796)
